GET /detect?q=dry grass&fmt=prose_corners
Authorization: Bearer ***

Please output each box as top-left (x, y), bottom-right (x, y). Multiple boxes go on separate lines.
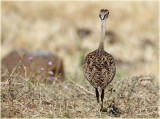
top-left (1, 1), bottom-right (159, 118)
top-left (1, 1), bottom-right (159, 77)
top-left (1, 64), bottom-right (159, 118)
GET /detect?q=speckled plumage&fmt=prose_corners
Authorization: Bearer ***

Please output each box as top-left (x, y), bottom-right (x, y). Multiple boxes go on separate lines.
top-left (84, 49), bottom-right (116, 89)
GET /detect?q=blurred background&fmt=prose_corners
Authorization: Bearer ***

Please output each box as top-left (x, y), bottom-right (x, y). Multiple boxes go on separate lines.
top-left (1, 1), bottom-right (159, 80)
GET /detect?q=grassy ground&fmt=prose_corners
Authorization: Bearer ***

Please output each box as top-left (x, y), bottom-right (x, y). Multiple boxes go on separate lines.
top-left (1, 64), bottom-right (159, 118)
top-left (1, 1), bottom-right (159, 118)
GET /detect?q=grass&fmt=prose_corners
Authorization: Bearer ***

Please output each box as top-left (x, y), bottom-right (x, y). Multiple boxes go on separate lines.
top-left (1, 1), bottom-right (159, 77)
top-left (1, 1), bottom-right (159, 118)
top-left (1, 64), bottom-right (159, 118)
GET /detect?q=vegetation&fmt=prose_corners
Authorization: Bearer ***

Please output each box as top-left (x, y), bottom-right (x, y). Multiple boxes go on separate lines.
top-left (1, 1), bottom-right (159, 118)
top-left (1, 64), bottom-right (159, 118)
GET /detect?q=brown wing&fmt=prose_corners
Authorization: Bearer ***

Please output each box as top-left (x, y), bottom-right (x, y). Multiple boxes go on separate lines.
top-left (83, 49), bottom-right (116, 89)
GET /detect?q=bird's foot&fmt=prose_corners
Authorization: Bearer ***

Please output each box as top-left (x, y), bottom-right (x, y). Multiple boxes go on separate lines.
top-left (100, 107), bottom-right (108, 112)
top-left (100, 103), bottom-right (108, 112)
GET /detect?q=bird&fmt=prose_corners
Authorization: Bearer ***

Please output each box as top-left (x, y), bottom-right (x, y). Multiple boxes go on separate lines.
top-left (83, 9), bottom-right (116, 111)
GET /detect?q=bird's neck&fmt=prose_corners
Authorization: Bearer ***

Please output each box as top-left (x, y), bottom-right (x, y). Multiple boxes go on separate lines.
top-left (98, 20), bottom-right (106, 50)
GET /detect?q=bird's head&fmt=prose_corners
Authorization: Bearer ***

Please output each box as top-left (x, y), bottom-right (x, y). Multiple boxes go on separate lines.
top-left (99, 9), bottom-right (109, 20)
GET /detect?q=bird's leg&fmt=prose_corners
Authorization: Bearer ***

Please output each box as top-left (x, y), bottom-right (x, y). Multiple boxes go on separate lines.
top-left (100, 89), bottom-right (104, 111)
top-left (95, 88), bottom-right (99, 103)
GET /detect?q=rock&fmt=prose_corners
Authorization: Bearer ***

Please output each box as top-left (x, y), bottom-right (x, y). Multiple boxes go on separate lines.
top-left (77, 28), bottom-right (91, 38)
top-left (105, 30), bottom-right (118, 44)
top-left (141, 38), bottom-right (155, 48)
top-left (2, 49), bottom-right (64, 82)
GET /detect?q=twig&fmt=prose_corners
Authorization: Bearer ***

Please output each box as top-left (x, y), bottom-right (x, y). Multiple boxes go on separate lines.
top-left (67, 75), bottom-right (95, 96)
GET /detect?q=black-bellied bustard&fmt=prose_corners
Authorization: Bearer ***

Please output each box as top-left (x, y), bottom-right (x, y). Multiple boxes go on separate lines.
top-left (84, 9), bottom-right (116, 111)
